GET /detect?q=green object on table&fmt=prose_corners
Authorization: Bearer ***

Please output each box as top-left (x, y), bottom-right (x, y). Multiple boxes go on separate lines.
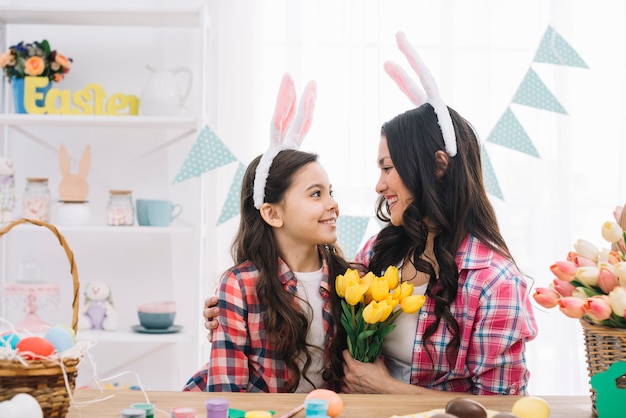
top-left (228, 409), bottom-right (275, 418)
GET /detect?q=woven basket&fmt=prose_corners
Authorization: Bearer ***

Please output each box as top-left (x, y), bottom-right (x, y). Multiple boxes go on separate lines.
top-left (580, 318), bottom-right (626, 416)
top-left (0, 218), bottom-right (80, 418)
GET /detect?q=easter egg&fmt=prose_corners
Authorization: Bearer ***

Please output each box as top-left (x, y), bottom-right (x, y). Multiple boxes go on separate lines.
top-left (58, 324), bottom-right (76, 342)
top-left (511, 396), bottom-right (550, 418)
top-left (445, 398), bottom-right (488, 418)
top-left (16, 336), bottom-right (55, 360)
top-left (0, 393), bottom-right (43, 418)
top-left (431, 414), bottom-right (460, 418)
top-left (44, 326), bottom-right (75, 353)
top-left (0, 333), bottom-right (20, 349)
top-left (306, 389), bottom-right (343, 418)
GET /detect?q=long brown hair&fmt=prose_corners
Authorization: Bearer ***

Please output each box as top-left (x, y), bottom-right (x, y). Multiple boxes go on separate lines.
top-left (232, 149), bottom-right (349, 391)
top-left (370, 104), bottom-right (513, 366)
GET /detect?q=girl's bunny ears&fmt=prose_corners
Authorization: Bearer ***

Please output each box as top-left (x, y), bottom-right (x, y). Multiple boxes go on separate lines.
top-left (253, 73), bottom-right (317, 209)
top-left (384, 31), bottom-right (457, 157)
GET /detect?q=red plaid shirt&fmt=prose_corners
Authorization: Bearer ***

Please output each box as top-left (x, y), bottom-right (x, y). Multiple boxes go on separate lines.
top-left (184, 253), bottom-right (335, 392)
top-left (356, 234), bottom-right (538, 395)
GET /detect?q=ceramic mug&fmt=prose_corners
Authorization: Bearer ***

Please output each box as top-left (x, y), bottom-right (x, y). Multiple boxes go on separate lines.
top-left (136, 199), bottom-right (182, 226)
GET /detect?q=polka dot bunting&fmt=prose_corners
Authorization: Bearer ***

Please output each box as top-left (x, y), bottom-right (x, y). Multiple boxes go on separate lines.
top-left (533, 26), bottom-right (589, 68)
top-left (512, 68), bottom-right (567, 114)
top-left (217, 162), bottom-right (245, 225)
top-left (172, 124), bottom-right (237, 184)
top-left (486, 107), bottom-right (539, 158)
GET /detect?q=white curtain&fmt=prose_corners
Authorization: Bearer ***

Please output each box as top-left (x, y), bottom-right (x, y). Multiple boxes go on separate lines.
top-left (205, 0), bottom-right (626, 395)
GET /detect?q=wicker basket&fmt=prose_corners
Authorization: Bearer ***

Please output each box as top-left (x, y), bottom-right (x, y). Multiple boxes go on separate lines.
top-left (0, 218), bottom-right (80, 418)
top-left (580, 318), bottom-right (626, 416)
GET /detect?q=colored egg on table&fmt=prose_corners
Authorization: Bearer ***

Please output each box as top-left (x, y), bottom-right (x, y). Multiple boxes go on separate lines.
top-left (306, 389), bottom-right (343, 418)
top-left (0, 332), bottom-right (20, 349)
top-left (44, 326), bottom-right (75, 353)
top-left (445, 398), bottom-right (488, 418)
top-left (511, 396), bottom-right (550, 418)
top-left (16, 336), bottom-right (55, 360)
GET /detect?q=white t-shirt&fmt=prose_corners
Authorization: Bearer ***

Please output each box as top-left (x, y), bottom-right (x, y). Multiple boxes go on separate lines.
top-left (294, 267), bottom-right (326, 392)
top-left (382, 281), bottom-right (428, 383)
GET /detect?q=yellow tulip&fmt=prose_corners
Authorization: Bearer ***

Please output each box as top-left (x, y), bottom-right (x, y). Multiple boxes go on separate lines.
top-left (393, 282), bottom-right (414, 301)
top-left (345, 281), bottom-right (370, 305)
top-left (336, 268), bottom-right (360, 298)
top-left (383, 265), bottom-right (399, 290)
top-left (361, 272), bottom-right (376, 296)
top-left (378, 299), bottom-right (395, 322)
top-left (400, 294), bottom-right (426, 314)
top-left (362, 300), bottom-right (383, 324)
top-left (371, 276), bottom-right (390, 302)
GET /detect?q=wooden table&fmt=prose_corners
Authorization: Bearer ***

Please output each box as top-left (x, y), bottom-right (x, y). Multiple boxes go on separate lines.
top-left (66, 389), bottom-right (595, 417)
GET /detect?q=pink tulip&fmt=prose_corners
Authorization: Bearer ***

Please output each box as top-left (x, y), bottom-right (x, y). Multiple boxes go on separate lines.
top-left (598, 263), bottom-right (619, 294)
top-left (533, 287), bottom-right (560, 309)
top-left (553, 278), bottom-right (575, 297)
top-left (550, 261), bottom-right (577, 282)
top-left (558, 297), bottom-right (586, 318)
top-left (614, 205), bottom-right (623, 223)
top-left (584, 296), bottom-right (613, 322)
top-left (567, 251), bottom-right (597, 267)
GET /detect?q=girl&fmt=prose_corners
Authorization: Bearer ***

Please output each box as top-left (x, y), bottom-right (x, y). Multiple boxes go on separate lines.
top-left (184, 74), bottom-right (351, 392)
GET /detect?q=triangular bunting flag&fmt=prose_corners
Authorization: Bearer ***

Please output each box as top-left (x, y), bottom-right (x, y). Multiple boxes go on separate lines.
top-left (533, 26), bottom-right (589, 68)
top-left (337, 215), bottom-right (370, 260)
top-left (481, 145), bottom-right (503, 200)
top-left (486, 107), bottom-right (539, 157)
top-left (217, 162), bottom-right (245, 225)
top-left (172, 124), bottom-right (237, 184)
top-left (512, 68), bottom-right (567, 114)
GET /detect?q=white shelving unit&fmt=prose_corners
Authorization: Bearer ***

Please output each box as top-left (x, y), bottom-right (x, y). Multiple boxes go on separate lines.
top-left (0, 2), bottom-right (210, 390)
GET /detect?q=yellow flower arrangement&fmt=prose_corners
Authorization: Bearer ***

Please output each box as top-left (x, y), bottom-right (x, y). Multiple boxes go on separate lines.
top-left (335, 266), bottom-right (426, 363)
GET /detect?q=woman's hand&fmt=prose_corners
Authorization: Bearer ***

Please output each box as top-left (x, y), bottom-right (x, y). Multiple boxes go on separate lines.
top-left (341, 350), bottom-right (393, 393)
top-left (203, 296), bottom-right (219, 342)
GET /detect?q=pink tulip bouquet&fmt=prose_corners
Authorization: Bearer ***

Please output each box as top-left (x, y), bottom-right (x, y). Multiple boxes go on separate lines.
top-left (534, 207), bottom-right (626, 328)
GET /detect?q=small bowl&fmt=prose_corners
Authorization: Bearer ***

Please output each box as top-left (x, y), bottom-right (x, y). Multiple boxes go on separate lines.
top-left (137, 300), bottom-right (176, 313)
top-left (138, 311), bottom-right (176, 329)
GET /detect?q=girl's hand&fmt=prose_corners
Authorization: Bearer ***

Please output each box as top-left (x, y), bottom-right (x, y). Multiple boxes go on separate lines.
top-left (203, 296), bottom-right (219, 342)
top-left (341, 349), bottom-right (392, 394)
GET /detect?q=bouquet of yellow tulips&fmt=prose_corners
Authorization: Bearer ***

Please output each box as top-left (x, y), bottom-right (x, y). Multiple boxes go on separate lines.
top-left (335, 266), bottom-right (426, 363)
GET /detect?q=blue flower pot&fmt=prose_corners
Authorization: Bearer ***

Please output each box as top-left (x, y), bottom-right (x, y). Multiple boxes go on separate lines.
top-left (11, 76), bottom-right (51, 114)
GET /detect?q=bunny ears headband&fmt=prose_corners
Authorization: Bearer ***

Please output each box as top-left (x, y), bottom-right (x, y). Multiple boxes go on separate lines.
top-left (253, 73), bottom-right (317, 209)
top-left (384, 31), bottom-right (457, 157)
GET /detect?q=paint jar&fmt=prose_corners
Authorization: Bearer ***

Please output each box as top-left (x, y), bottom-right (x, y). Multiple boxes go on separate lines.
top-left (304, 398), bottom-right (329, 416)
top-left (205, 398), bottom-right (229, 418)
top-left (120, 408), bottom-right (147, 418)
top-left (171, 406), bottom-right (197, 418)
top-left (130, 403), bottom-right (155, 418)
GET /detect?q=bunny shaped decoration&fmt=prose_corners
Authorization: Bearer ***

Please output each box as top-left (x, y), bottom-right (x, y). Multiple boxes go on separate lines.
top-left (253, 73), bottom-right (317, 209)
top-left (58, 144), bottom-right (91, 202)
top-left (0, 156), bottom-right (16, 223)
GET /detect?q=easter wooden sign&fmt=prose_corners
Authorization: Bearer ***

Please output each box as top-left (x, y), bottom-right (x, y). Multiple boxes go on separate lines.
top-left (23, 76), bottom-right (139, 116)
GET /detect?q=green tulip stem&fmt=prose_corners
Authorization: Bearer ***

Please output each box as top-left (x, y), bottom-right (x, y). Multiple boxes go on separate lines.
top-left (351, 304), bottom-right (356, 331)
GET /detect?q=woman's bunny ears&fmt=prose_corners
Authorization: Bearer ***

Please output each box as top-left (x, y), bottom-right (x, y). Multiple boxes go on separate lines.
top-left (384, 31), bottom-right (457, 157)
top-left (253, 73), bottom-right (317, 209)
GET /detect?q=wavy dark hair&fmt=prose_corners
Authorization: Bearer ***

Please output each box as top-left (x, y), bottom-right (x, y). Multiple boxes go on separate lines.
top-left (368, 104), bottom-right (514, 366)
top-left (232, 149), bottom-right (349, 392)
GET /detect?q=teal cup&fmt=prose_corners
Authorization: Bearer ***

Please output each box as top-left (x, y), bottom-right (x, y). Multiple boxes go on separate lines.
top-left (136, 199), bottom-right (182, 226)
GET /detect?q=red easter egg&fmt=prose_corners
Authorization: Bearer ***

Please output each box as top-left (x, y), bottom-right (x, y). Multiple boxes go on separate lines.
top-left (16, 336), bottom-right (55, 360)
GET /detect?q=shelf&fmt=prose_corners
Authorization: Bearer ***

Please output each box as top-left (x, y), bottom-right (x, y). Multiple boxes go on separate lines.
top-left (78, 329), bottom-right (192, 344)
top-left (0, 5), bottom-right (206, 28)
top-left (0, 114), bottom-right (199, 129)
top-left (2, 223), bottom-right (194, 234)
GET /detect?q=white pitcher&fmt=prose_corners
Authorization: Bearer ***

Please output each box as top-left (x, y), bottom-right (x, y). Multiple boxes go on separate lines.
top-left (139, 65), bottom-right (193, 116)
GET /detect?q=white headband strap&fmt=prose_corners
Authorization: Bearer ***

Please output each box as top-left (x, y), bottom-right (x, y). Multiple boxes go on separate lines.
top-left (253, 73), bottom-right (317, 209)
top-left (384, 31), bottom-right (457, 157)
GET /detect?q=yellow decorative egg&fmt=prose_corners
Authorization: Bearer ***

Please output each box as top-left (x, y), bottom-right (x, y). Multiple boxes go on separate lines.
top-left (511, 396), bottom-right (550, 418)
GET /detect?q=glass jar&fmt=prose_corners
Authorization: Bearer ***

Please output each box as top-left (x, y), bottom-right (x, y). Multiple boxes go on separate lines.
top-left (107, 190), bottom-right (134, 226)
top-left (23, 177), bottom-right (51, 221)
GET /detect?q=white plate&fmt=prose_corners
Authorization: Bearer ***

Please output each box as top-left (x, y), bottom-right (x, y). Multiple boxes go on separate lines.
top-left (130, 324), bottom-right (183, 334)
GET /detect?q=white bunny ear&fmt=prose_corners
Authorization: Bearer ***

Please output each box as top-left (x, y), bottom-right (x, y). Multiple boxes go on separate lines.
top-left (387, 31), bottom-right (457, 157)
top-left (253, 73), bottom-right (319, 209)
top-left (269, 73), bottom-right (297, 145)
top-left (284, 80), bottom-right (317, 148)
top-left (383, 61), bottom-right (426, 107)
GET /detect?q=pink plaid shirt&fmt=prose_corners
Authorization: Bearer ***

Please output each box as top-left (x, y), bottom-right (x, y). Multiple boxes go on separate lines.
top-left (356, 234), bottom-right (538, 395)
top-left (184, 253), bottom-right (336, 392)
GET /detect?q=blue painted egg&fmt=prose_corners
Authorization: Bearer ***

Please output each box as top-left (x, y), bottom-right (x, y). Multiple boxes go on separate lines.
top-left (0, 333), bottom-right (20, 349)
top-left (44, 326), bottom-right (75, 353)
